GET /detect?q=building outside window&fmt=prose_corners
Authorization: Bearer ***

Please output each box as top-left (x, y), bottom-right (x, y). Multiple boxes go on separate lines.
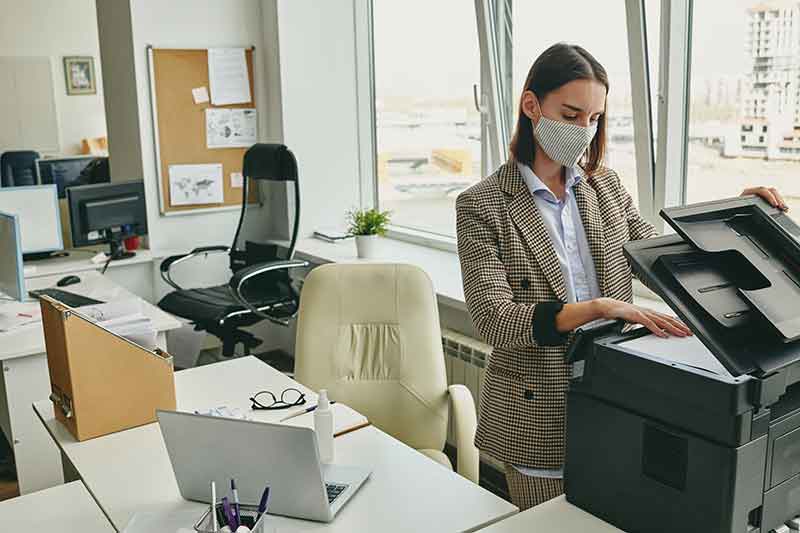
top-left (687, 0), bottom-right (800, 209)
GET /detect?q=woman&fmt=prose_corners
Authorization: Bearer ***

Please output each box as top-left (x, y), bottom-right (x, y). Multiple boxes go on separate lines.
top-left (455, 43), bottom-right (787, 511)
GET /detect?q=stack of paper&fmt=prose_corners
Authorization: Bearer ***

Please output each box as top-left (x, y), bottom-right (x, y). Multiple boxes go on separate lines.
top-left (0, 303), bottom-right (42, 332)
top-left (78, 300), bottom-right (157, 349)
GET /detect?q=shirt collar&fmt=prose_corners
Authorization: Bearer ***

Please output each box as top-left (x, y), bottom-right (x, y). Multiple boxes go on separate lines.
top-left (516, 162), bottom-right (583, 203)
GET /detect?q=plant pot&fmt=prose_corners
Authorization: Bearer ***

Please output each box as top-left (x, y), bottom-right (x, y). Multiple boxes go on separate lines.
top-left (355, 234), bottom-right (380, 259)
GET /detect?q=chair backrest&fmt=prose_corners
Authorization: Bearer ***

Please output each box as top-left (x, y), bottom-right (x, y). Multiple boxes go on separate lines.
top-left (294, 263), bottom-right (449, 452)
top-left (1, 151), bottom-right (40, 187)
top-left (229, 143), bottom-right (301, 273)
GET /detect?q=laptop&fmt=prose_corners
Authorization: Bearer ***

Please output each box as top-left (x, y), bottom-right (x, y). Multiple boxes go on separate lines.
top-left (156, 410), bottom-right (371, 522)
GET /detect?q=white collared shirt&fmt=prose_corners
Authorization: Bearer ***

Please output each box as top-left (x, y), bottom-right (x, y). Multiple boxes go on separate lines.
top-left (516, 162), bottom-right (602, 304)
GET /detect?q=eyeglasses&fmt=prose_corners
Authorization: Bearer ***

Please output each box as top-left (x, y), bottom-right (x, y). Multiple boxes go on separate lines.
top-left (249, 388), bottom-right (307, 410)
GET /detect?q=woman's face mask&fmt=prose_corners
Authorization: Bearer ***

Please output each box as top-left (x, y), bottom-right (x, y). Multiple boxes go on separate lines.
top-left (532, 115), bottom-right (597, 168)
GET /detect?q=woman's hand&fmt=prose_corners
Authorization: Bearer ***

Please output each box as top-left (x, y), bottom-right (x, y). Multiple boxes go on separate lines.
top-left (742, 186), bottom-right (788, 211)
top-left (594, 297), bottom-right (692, 338)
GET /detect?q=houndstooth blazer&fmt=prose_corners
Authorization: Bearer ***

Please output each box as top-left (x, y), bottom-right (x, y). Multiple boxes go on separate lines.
top-left (456, 161), bottom-right (656, 468)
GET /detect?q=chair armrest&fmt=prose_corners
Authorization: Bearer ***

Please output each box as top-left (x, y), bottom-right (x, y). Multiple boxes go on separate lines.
top-left (229, 259), bottom-right (309, 322)
top-left (448, 384), bottom-right (479, 484)
top-left (159, 245), bottom-right (230, 290)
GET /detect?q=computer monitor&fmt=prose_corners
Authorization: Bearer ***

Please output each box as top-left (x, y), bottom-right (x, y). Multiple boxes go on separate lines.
top-left (0, 212), bottom-right (26, 301)
top-left (37, 156), bottom-right (109, 199)
top-left (0, 185), bottom-right (64, 260)
top-left (67, 181), bottom-right (147, 259)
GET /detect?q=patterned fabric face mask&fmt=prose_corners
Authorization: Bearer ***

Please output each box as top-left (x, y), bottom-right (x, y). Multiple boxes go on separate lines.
top-left (533, 116), bottom-right (597, 168)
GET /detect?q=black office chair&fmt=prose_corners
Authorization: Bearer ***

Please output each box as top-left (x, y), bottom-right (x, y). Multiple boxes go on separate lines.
top-left (158, 144), bottom-right (308, 357)
top-left (1, 151), bottom-right (40, 187)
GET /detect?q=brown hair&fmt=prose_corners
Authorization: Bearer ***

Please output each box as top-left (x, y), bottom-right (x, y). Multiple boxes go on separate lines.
top-left (509, 43), bottom-right (609, 174)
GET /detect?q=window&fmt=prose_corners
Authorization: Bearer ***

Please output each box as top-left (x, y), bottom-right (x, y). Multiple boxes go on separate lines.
top-left (687, 1), bottom-right (800, 209)
top-left (367, 0), bottom-right (671, 244)
top-left (372, 0), bottom-right (483, 238)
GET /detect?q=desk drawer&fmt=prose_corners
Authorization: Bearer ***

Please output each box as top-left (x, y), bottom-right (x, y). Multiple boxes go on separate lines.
top-left (773, 427), bottom-right (800, 488)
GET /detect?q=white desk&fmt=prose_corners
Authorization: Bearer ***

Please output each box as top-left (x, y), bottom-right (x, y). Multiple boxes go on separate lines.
top-left (0, 271), bottom-right (181, 495)
top-left (34, 356), bottom-right (518, 532)
top-left (477, 496), bottom-right (623, 533)
top-left (25, 249), bottom-right (158, 302)
top-left (0, 480), bottom-right (115, 532)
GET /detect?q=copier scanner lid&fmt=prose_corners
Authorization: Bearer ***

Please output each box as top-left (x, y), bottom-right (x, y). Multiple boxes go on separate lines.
top-left (624, 196), bottom-right (800, 378)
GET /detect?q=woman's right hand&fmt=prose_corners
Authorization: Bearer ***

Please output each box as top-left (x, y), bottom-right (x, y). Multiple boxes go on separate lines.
top-left (594, 297), bottom-right (692, 338)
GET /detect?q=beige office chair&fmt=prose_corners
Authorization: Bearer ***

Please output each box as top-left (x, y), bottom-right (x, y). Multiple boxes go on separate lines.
top-left (294, 263), bottom-right (480, 483)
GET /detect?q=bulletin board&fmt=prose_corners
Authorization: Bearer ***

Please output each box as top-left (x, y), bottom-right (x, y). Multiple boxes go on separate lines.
top-left (147, 47), bottom-right (259, 215)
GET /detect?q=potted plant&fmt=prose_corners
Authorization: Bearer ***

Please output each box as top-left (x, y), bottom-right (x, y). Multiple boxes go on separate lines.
top-left (347, 208), bottom-right (391, 259)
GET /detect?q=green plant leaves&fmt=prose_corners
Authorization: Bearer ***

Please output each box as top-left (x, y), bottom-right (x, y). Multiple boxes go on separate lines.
top-left (347, 208), bottom-right (392, 236)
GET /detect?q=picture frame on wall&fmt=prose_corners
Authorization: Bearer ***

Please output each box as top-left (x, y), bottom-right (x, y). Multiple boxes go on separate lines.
top-left (63, 56), bottom-right (96, 95)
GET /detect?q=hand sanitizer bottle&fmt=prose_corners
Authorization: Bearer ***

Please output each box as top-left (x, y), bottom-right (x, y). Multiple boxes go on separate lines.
top-left (314, 389), bottom-right (334, 463)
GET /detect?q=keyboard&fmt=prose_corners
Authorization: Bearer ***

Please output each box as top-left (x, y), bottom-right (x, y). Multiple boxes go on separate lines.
top-left (326, 483), bottom-right (349, 504)
top-left (28, 288), bottom-right (104, 308)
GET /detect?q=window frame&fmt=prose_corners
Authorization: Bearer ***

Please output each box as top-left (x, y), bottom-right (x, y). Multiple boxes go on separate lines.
top-left (625, 0), bottom-right (658, 226)
top-left (653, 0), bottom-right (693, 227)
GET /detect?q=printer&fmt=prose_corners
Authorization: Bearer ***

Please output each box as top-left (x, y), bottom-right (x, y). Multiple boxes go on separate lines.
top-left (564, 196), bottom-right (800, 533)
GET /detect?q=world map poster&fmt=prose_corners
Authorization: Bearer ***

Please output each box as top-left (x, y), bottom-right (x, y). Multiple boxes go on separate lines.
top-left (168, 163), bottom-right (224, 206)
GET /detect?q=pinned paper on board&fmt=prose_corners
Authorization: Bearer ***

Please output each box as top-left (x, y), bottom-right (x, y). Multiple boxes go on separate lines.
top-left (206, 108), bottom-right (257, 149)
top-left (230, 171), bottom-right (244, 188)
top-left (168, 163), bottom-right (224, 206)
top-left (191, 86), bottom-right (209, 104)
top-left (207, 48), bottom-right (251, 105)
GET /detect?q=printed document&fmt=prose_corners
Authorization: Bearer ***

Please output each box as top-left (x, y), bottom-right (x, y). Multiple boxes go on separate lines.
top-left (78, 300), bottom-right (157, 349)
top-left (206, 108), bottom-right (257, 149)
top-left (208, 48), bottom-right (251, 105)
top-left (168, 164), bottom-right (224, 206)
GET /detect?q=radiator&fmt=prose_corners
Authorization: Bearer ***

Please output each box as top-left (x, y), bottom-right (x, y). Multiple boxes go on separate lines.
top-left (442, 329), bottom-right (504, 470)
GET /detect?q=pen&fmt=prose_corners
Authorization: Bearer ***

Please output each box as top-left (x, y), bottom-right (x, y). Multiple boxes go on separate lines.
top-left (211, 481), bottom-right (218, 531)
top-left (231, 478), bottom-right (241, 529)
top-left (256, 486), bottom-right (271, 523)
top-left (17, 312), bottom-right (32, 318)
top-left (222, 496), bottom-right (236, 529)
top-left (280, 401), bottom-right (337, 422)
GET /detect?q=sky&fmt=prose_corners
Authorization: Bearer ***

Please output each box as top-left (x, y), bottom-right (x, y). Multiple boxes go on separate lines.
top-left (373, 0), bottom-right (766, 102)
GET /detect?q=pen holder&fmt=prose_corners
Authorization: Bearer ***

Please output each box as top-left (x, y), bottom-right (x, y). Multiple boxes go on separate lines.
top-left (194, 503), bottom-right (273, 533)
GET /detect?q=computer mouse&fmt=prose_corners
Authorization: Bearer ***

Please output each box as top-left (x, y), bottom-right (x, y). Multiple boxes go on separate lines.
top-left (56, 275), bottom-right (81, 287)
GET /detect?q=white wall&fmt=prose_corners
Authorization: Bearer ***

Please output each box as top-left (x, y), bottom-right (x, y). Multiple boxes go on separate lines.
top-left (0, 0), bottom-right (107, 155)
top-left (97, 0), bottom-right (281, 270)
top-left (276, 0), bottom-right (364, 236)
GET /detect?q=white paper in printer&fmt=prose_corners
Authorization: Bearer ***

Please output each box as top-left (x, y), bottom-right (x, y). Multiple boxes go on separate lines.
top-left (622, 333), bottom-right (733, 377)
top-left (78, 299), bottom-right (157, 350)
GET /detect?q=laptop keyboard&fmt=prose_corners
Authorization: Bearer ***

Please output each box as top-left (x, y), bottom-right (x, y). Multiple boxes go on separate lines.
top-left (326, 483), bottom-right (349, 504)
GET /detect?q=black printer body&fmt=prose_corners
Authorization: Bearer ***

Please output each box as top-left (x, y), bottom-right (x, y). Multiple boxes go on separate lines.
top-left (564, 197), bottom-right (800, 533)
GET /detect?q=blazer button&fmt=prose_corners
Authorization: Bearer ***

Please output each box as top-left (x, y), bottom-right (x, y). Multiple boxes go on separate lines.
top-left (524, 390), bottom-right (535, 400)
top-left (521, 278), bottom-right (530, 289)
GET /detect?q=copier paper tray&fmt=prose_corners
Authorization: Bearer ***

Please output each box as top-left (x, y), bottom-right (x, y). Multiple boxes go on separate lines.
top-left (628, 196), bottom-right (800, 378)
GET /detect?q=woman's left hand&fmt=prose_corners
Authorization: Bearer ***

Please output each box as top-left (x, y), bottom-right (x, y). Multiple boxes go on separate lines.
top-left (742, 186), bottom-right (789, 211)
